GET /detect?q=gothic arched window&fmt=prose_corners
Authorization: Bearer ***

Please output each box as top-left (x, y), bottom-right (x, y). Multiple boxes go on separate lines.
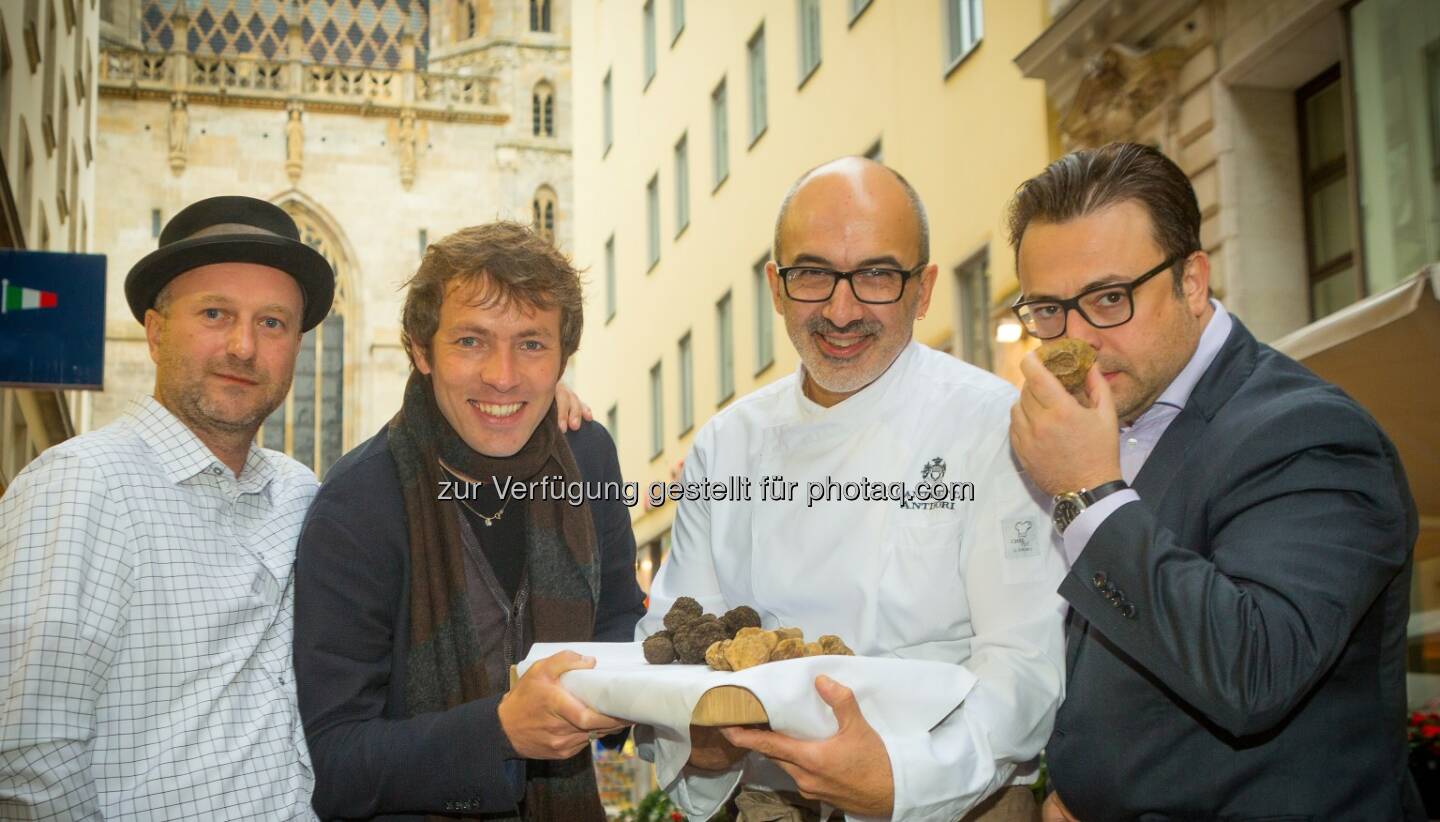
top-left (532, 81), bottom-right (555, 137)
top-left (258, 202), bottom-right (352, 478)
top-left (530, 0), bottom-right (551, 33)
top-left (532, 185), bottom-right (557, 243)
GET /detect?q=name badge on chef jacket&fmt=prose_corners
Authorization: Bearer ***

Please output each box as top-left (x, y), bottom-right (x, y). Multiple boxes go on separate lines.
top-left (1001, 516), bottom-right (1046, 583)
top-left (1002, 516), bottom-right (1042, 559)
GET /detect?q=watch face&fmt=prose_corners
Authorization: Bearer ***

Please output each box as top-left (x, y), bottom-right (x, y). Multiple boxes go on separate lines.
top-left (1053, 497), bottom-right (1082, 534)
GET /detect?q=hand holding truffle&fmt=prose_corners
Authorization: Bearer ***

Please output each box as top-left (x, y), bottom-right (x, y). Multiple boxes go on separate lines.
top-left (498, 651), bottom-right (631, 760)
top-left (721, 676), bottom-right (894, 818)
top-left (1010, 343), bottom-right (1122, 498)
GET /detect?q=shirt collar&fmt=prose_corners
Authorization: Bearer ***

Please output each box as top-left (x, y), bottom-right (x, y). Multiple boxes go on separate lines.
top-left (1146, 298), bottom-right (1232, 415)
top-left (129, 395), bottom-right (278, 494)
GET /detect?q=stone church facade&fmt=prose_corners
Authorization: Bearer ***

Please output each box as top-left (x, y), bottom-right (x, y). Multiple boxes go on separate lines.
top-left (94, 0), bottom-right (570, 476)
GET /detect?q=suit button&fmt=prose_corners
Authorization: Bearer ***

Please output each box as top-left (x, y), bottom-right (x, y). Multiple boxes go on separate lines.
top-left (1093, 572), bottom-right (1108, 589)
top-left (1110, 587), bottom-right (1125, 601)
top-left (1121, 602), bottom-right (1137, 619)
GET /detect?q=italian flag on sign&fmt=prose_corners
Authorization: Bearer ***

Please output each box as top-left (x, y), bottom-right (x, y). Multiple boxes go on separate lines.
top-left (1, 278), bottom-right (58, 313)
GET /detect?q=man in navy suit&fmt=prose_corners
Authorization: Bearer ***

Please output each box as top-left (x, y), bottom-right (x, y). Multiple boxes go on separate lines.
top-left (1007, 142), bottom-right (1422, 820)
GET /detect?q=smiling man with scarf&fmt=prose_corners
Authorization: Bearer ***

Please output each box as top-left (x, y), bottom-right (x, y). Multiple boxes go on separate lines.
top-left (293, 222), bottom-right (646, 821)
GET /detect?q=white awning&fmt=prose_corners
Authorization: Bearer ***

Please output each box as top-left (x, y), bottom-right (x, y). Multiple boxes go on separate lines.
top-left (1271, 266), bottom-right (1440, 566)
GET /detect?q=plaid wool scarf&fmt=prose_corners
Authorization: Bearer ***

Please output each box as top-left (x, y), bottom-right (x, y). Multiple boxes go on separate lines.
top-left (388, 369), bottom-right (604, 821)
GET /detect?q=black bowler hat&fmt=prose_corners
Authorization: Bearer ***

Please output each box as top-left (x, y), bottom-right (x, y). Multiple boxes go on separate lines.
top-left (125, 196), bottom-right (336, 332)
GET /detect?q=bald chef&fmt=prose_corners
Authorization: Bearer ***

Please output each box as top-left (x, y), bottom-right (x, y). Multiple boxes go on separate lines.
top-left (636, 157), bottom-right (1066, 822)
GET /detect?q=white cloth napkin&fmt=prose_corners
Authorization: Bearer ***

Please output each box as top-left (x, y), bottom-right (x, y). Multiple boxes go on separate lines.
top-left (517, 641), bottom-right (978, 791)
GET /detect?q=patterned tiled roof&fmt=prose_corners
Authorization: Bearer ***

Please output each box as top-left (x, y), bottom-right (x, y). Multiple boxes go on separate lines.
top-left (140, 0), bottom-right (429, 69)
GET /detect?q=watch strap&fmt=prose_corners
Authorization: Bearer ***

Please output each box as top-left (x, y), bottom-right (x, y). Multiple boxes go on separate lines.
top-left (1080, 480), bottom-right (1130, 506)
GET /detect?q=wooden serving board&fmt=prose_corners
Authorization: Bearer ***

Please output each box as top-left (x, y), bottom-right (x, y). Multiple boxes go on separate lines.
top-left (508, 667), bottom-right (770, 727)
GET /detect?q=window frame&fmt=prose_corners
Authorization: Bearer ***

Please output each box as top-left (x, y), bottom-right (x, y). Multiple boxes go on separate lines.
top-left (678, 331), bottom-right (694, 435)
top-left (747, 24), bottom-right (769, 147)
top-left (674, 132), bottom-right (690, 236)
top-left (797, 0), bottom-right (822, 88)
top-left (716, 290), bottom-right (735, 405)
top-left (604, 233), bottom-right (617, 323)
top-left (649, 361), bottom-right (664, 459)
top-left (711, 77), bottom-right (730, 190)
top-left (643, 0), bottom-right (657, 90)
top-left (943, 0), bottom-right (984, 77)
top-left (646, 173), bottom-right (661, 271)
top-left (753, 253), bottom-right (775, 375)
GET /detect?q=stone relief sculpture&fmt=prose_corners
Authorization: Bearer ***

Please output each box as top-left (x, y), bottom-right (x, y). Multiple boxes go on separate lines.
top-left (398, 110), bottom-right (417, 189)
top-left (168, 94), bottom-right (189, 175)
top-left (286, 105), bottom-right (305, 184)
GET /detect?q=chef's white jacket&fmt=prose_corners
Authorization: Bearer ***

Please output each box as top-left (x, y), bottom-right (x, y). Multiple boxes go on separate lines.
top-left (637, 341), bottom-right (1067, 821)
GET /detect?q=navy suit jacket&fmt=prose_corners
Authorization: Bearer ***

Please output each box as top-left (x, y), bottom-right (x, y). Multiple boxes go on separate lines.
top-left (1047, 318), bottom-right (1423, 820)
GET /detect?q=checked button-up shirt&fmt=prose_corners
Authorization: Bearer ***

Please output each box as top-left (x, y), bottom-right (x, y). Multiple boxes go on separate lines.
top-left (1, 396), bottom-right (318, 820)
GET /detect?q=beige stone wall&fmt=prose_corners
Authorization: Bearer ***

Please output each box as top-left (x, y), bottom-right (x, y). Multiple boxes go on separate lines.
top-left (91, 4), bottom-right (572, 455)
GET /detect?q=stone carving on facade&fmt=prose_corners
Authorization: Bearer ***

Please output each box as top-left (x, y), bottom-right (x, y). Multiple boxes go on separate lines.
top-left (397, 110), bottom-right (418, 189)
top-left (286, 103), bottom-right (305, 184)
top-left (168, 94), bottom-right (189, 175)
top-left (1058, 44), bottom-right (1185, 150)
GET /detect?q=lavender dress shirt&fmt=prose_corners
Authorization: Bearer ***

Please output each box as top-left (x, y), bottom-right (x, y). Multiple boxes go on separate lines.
top-left (1061, 300), bottom-right (1233, 566)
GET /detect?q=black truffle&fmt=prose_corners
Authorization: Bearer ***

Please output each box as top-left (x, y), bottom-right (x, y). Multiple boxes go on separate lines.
top-left (673, 617), bottom-right (728, 664)
top-left (663, 596), bottom-right (705, 632)
top-left (643, 633), bottom-right (676, 664)
top-left (721, 605), bottom-right (761, 637)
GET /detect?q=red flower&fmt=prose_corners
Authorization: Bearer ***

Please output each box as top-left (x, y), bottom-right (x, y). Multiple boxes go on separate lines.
top-left (1423, 726), bottom-right (1440, 739)
top-left (670, 812), bottom-right (683, 821)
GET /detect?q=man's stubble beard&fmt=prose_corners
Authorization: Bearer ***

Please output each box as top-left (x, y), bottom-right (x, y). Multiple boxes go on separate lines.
top-left (155, 342), bottom-right (293, 442)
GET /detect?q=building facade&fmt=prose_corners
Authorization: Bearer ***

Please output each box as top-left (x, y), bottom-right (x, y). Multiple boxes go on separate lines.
top-left (0, 0), bottom-right (97, 491)
top-left (92, 0), bottom-right (572, 476)
top-left (570, 0), bottom-right (1058, 566)
top-left (1018, 0), bottom-right (1440, 706)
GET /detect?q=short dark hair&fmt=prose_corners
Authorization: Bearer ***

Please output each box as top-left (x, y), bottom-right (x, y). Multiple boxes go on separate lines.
top-left (772, 158), bottom-right (930, 265)
top-left (1007, 142), bottom-right (1200, 294)
top-left (400, 221), bottom-right (584, 366)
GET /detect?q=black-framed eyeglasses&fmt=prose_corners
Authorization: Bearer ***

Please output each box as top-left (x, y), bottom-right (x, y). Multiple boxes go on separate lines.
top-left (776, 262), bottom-right (927, 305)
top-left (1010, 254), bottom-right (1185, 340)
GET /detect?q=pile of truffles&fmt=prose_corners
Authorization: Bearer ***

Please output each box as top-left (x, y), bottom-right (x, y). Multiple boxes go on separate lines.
top-left (643, 597), bottom-right (854, 672)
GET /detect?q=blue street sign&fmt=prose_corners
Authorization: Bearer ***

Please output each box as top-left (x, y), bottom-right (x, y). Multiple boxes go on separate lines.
top-left (0, 250), bottom-right (107, 389)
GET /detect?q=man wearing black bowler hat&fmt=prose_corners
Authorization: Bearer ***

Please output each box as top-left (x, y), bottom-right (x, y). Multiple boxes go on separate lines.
top-left (0, 196), bottom-right (333, 819)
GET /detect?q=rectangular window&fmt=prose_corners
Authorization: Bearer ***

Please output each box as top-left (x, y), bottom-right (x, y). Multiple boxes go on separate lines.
top-left (418, 228), bottom-right (428, 259)
top-left (602, 69), bottom-right (614, 154)
top-left (1297, 65), bottom-right (1359, 321)
top-left (671, 0), bottom-right (685, 43)
top-left (646, 174), bottom-right (661, 269)
top-left (716, 291), bottom-right (734, 403)
top-left (643, 0), bottom-right (657, 88)
top-left (1350, 0), bottom-right (1440, 298)
top-left (151, 208), bottom-right (162, 238)
top-left (849, 0), bottom-right (873, 24)
top-left (678, 331), bottom-right (694, 434)
top-left (674, 134), bottom-right (690, 234)
top-left (944, 0), bottom-right (983, 71)
top-left (711, 78), bottom-right (729, 188)
top-left (606, 403), bottom-right (619, 448)
top-left (955, 249), bottom-right (992, 369)
top-left (649, 361), bottom-right (664, 458)
top-left (605, 234), bottom-right (617, 321)
top-left (753, 254), bottom-right (774, 373)
top-left (747, 25), bottom-right (768, 144)
top-left (797, 0), bottom-right (821, 85)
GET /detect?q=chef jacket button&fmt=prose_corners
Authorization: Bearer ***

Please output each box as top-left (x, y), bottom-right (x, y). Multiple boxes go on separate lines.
top-left (1121, 602), bottom-right (1137, 619)
top-left (1092, 572), bottom-right (1108, 589)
